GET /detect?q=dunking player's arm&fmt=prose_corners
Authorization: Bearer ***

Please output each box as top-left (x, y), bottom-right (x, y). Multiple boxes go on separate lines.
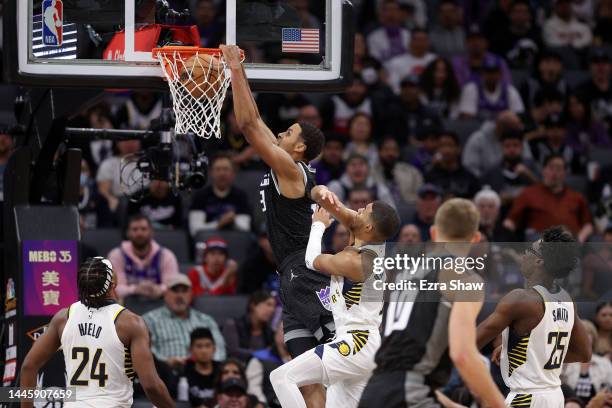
top-left (476, 289), bottom-right (591, 363)
top-left (220, 45), bottom-right (304, 196)
top-left (20, 308), bottom-right (175, 408)
top-left (305, 207), bottom-right (369, 282)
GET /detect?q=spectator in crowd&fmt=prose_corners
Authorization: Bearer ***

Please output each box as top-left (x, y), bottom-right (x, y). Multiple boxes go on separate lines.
top-left (0, 131), bottom-right (13, 201)
top-left (428, 0), bottom-right (465, 58)
top-left (143, 274), bottom-right (226, 366)
top-left (594, 0), bottom-right (612, 45)
top-left (346, 187), bottom-right (375, 212)
top-left (127, 180), bottom-right (183, 229)
top-left (390, 75), bottom-right (442, 146)
top-left (321, 75), bottom-right (375, 134)
top-left (408, 126), bottom-right (441, 173)
top-left (372, 136), bottom-right (423, 205)
top-left (222, 290), bottom-right (276, 362)
top-left (504, 154), bottom-right (593, 242)
top-left (257, 92), bottom-right (309, 134)
top-left (488, 0), bottom-right (542, 69)
top-left (410, 183), bottom-right (442, 241)
top-left (96, 139), bottom-right (142, 212)
top-left (189, 154), bottom-right (251, 237)
top-left (329, 223), bottom-right (351, 254)
top-left (398, 223), bottom-right (422, 243)
top-left (288, 0), bottom-right (321, 28)
top-left (581, 227), bottom-right (612, 299)
top-left (108, 214), bottom-right (179, 300)
top-left (215, 379), bottom-right (251, 408)
top-left (188, 238), bottom-right (238, 297)
top-left (194, 0), bottom-right (224, 48)
top-left (566, 93), bottom-right (612, 157)
top-left (577, 49), bottom-right (612, 131)
top-left (528, 113), bottom-right (586, 174)
top-left (246, 324), bottom-right (291, 408)
top-left (524, 88), bottom-right (567, 138)
top-left (562, 320), bottom-right (612, 405)
top-left (366, 0), bottom-right (410, 63)
top-left (419, 57), bottom-right (461, 118)
top-left (425, 131), bottom-right (480, 199)
top-left (473, 188), bottom-right (515, 241)
top-left (543, 0), bottom-right (592, 49)
top-left (215, 359), bottom-right (263, 408)
top-left (463, 110), bottom-right (524, 178)
top-left (68, 103), bottom-right (114, 172)
top-left (114, 91), bottom-right (163, 130)
top-left (593, 302), bottom-right (612, 357)
top-left (397, 0), bottom-right (427, 29)
top-left (238, 231), bottom-right (277, 294)
top-left (458, 58), bottom-right (525, 120)
top-left (481, 130), bottom-right (539, 209)
top-left (452, 24), bottom-right (511, 86)
top-left (311, 133), bottom-right (345, 185)
top-left (213, 111), bottom-right (262, 171)
top-left (353, 33), bottom-right (368, 72)
top-left (185, 328), bottom-right (220, 408)
top-left (297, 104), bottom-right (323, 129)
top-left (482, 0), bottom-right (512, 39)
top-left (385, 28), bottom-right (437, 94)
top-left (78, 159), bottom-right (112, 229)
top-left (521, 51), bottom-right (568, 112)
top-left (327, 152), bottom-right (396, 208)
top-left (344, 113), bottom-right (378, 164)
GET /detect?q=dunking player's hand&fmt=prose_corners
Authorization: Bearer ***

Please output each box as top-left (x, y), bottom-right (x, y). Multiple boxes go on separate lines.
top-left (219, 44), bottom-right (242, 70)
top-left (312, 206), bottom-right (332, 228)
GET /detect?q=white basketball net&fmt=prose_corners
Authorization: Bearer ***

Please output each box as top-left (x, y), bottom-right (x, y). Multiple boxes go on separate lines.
top-left (155, 49), bottom-right (231, 139)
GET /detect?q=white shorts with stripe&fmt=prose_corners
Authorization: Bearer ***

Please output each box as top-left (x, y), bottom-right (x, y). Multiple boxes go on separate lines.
top-left (506, 387), bottom-right (564, 408)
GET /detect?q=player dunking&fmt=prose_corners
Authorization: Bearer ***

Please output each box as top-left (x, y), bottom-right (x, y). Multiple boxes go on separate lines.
top-left (477, 226), bottom-right (592, 408)
top-left (359, 198), bottom-right (505, 408)
top-left (20, 257), bottom-right (174, 408)
top-left (220, 45), bottom-right (331, 405)
top-left (270, 187), bottom-right (400, 408)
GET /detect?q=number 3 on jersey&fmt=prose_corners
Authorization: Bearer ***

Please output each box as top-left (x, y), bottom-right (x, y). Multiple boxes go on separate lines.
top-left (544, 332), bottom-right (569, 369)
top-left (70, 347), bottom-right (108, 387)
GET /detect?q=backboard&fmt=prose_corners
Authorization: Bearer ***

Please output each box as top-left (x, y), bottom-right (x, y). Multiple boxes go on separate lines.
top-left (3, 0), bottom-right (354, 91)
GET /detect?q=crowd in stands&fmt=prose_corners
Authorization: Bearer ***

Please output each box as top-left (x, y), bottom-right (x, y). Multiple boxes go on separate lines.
top-left (2, 0), bottom-right (612, 407)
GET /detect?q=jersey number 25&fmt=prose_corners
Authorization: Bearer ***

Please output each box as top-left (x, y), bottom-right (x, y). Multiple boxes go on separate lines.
top-left (544, 332), bottom-right (569, 370)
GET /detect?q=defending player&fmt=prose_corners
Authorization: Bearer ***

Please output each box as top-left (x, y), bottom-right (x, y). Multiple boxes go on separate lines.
top-left (220, 44), bottom-right (330, 405)
top-left (20, 257), bottom-right (174, 408)
top-left (270, 188), bottom-right (400, 408)
top-left (358, 198), bottom-right (506, 408)
top-left (477, 226), bottom-right (592, 408)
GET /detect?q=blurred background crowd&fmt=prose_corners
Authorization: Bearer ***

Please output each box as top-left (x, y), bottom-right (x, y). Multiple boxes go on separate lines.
top-left (1, 0), bottom-right (612, 407)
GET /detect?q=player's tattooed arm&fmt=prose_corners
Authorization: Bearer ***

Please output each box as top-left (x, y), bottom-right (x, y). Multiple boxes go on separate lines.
top-left (310, 185), bottom-right (357, 228)
top-left (20, 308), bottom-right (66, 408)
top-left (476, 289), bottom-right (529, 349)
top-left (564, 307), bottom-right (592, 363)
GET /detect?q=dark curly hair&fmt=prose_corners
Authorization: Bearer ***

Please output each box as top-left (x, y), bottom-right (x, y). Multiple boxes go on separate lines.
top-left (539, 226), bottom-right (578, 279)
top-left (78, 257), bottom-right (114, 308)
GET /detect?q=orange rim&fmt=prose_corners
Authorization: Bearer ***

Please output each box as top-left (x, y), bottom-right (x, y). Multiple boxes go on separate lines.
top-left (152, 46), bottom-right (244, 81)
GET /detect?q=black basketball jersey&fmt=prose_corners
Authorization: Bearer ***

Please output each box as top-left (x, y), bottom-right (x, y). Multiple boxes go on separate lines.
top-left (375, 263), bottom-right (453, 374)
top-left (259, 162), bottom-right (317, 266)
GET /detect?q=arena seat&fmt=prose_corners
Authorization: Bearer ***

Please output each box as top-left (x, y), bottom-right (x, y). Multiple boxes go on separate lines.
top-left (549, 46), bottom-right (582, 70)
top-left (154, 229), bottom-right (190, 264)
top-left (82, 228), bottom-right (122, 258)
top-left (566, 175), bottom-right (588, 195)
top-left (193, 294), bottom-right (249, 326)
top-left (590, 147), bottom-right (612, 167)
top-left (564, 70), bottom-right (589, 88)
top-left (123, 295), bottom-right (164, 316)
top-left (442, 118), bottom-right (483, 146)
top-left (194, 230), bottom-right (256, 266)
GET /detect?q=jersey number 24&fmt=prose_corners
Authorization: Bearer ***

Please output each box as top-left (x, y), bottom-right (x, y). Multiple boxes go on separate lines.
top-left (70, 347), bottom-right (108, 387)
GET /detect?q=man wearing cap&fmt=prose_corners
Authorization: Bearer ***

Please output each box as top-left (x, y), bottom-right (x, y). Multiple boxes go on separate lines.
top-left (528, 113), bottom-right (585, 174)
top-left (577, 49), bottom-right (612, 130)
top-left (143, 274), bottom-right (226, 368)
top-left (458, 57), bottom-right (525, 120)
top-left (410, 183), bottom-right (442, 241)
top-left (215, 378), bottom-right (249, 408)
top-left (187, 238), bottom-right (238, 296)
top-left (543, 0), bottom-right (592, 49)
top-left (452, 24), bottom-right (511, 86)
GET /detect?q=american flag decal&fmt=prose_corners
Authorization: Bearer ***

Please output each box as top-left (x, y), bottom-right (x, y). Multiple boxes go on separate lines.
top-left (282, 28), bottom-right (320, 54)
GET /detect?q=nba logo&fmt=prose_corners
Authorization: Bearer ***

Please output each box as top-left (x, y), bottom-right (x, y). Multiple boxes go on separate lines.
top-left (42, 0), bottom-right (63, 46)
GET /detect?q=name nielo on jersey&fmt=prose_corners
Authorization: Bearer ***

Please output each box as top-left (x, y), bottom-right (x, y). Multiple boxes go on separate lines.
top-left (78, 322), bottom-right (102, 338)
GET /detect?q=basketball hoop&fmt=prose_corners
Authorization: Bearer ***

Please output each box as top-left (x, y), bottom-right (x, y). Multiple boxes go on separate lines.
top-left (152, 46), bottom-right (241, 139)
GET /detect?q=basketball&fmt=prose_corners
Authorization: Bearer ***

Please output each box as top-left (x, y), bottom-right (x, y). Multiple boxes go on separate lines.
top-left (179, 53), bottom-right (225, 99)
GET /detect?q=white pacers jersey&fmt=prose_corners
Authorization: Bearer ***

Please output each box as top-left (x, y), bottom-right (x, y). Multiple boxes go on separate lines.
top-left (329, 243), bottom-right (386, 332)
top-left (501, 285), bottom-right (574, 393)
top-left (61, 301), bottom-right (134, 408)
